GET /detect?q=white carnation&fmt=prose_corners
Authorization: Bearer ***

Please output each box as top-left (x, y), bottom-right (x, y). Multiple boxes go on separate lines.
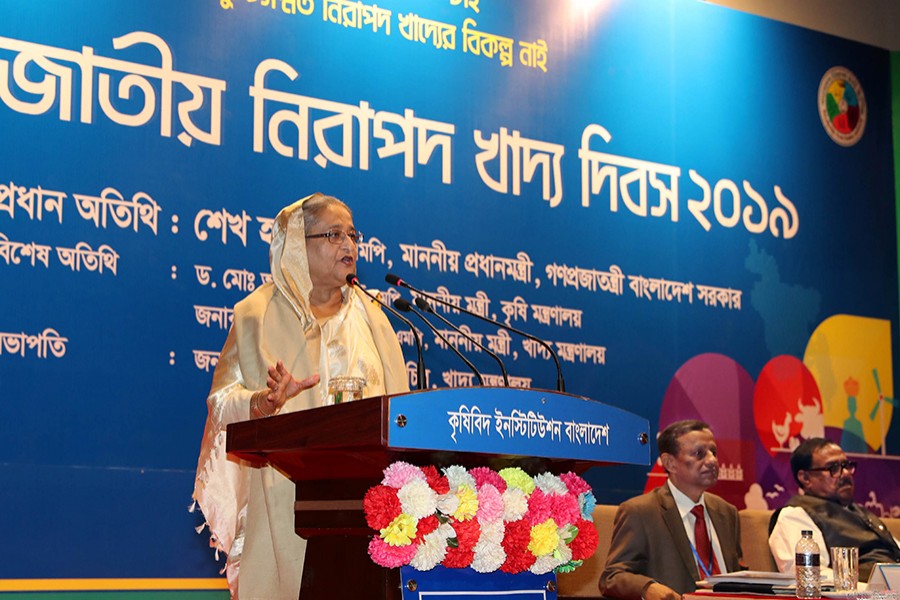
top-left (398, 479), bottom-right (438, 519)
top-left (478, 520), bottom-right (505, 545)
top-left (471, 538), bottom-right (506, 573)
top-left (437, 492), bottom-right (460, 516)
top-left (534, 473), bottom-right (567, 495)
top-left (501, 487), bottom-right (528, 522)
top-left (557, 542), bottom-right (573, 564)
top-left (529, 554), bottom-right (559, 574)
top-left (443, 465), bottom-right (476, 491)
top-left (410, 529), bottom-right (448, 571)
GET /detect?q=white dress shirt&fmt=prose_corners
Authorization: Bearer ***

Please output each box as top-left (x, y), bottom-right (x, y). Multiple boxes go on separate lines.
top-left (667, 479), bottom-right (729, 576)
top-left (769, 504), bottom-right (900, 576)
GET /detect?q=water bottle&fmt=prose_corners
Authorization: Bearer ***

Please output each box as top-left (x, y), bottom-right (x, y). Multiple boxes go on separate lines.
top-left (795, 530), bottom-right (821, 599)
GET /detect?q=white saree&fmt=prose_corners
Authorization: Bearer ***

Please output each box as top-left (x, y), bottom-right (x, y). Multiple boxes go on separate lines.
top-left (192, 195), bottom-right (409, 599)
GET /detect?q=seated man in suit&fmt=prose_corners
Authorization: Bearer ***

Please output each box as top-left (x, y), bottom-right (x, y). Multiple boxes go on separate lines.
top-left (600, 420), bottom-right (742, 600)
top-left (768, 438), bottom-right (900, 580)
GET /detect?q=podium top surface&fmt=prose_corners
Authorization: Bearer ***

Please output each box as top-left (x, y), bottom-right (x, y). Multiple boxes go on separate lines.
top-left (227, 387), bottom-right (650, 481)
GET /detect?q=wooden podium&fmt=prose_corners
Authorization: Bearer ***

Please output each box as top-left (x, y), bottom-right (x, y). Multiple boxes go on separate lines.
top-left (227, 387), bottom-right (650, 599)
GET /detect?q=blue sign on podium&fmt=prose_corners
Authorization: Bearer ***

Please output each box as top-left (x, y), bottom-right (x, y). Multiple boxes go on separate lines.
top-left (388, 387), bottom-right (650, 465)
top-left (399, 565), bottom-right (558, 599)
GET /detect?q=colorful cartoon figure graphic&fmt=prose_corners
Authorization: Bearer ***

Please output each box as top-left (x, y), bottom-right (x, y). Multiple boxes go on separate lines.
top-left (794, 396), bottom-right (824, 440)
top-left (840, 377), bottom-right (867, 453)
top-left (656, 316), bottom-right (897, 514)
top-left (754, 355), bottom-right (821, 454)
top-left (772, 413), bottom-right (793, 450)
top-left (870, 369), bottom-right (898, 456)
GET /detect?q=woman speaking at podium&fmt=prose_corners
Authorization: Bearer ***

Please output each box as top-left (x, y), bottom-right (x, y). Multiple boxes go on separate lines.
top-left (193, 193), bottom-right (409, 599)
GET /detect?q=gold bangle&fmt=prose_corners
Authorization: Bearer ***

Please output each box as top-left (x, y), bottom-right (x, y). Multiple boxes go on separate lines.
top-left (251, 391), bottom-right (276, 418)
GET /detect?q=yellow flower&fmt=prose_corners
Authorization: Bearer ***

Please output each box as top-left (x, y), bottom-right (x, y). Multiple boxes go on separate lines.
top-left (499, 467), bottom-right (535, 494)
top-left (453, 484), bottom-right (479, 521)
top-left (528, 519), bottom-right (560, 556)
top-left (380, 513), bottom-right (417, 546)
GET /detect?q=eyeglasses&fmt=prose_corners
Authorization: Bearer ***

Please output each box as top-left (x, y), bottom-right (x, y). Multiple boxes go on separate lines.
top-left (806, 461), bottom-right (857, 478)
top-left (305, 229), bottom-right (363, 245)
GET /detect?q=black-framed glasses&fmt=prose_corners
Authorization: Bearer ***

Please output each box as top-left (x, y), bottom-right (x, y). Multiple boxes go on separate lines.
top-left (305, 229), bottom-right (363, 245)
top-left (806, 461), bottom-right (857, 478)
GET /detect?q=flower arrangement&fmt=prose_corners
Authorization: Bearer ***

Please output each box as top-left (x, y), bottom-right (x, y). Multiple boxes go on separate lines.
top-left (363, 461), bottom-right (599, 574)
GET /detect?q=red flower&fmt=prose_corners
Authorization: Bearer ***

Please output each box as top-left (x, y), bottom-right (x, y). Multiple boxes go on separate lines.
top-left (416, 515), bottom-right (440, 543)
top-left (442, 518), bottom-right (481, 568)
top-left (443, 546), bottom-right (475, 568)
top-left (363, 485), bottom-right (401, 530)
top-left (453, 517), bottom-right (481, 549)
top-left (569, 518), bottom-right (600, 561)
top-left (421, 465), bottom-right (450, 494)
top-left (499, 519), bottom-right (536, 573)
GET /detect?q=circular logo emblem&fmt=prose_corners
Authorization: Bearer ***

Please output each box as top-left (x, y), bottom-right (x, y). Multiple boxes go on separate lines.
top-left (818, 66), bottom-right (866, 147)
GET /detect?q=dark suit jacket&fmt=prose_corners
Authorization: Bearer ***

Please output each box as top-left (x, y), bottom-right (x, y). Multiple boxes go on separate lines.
top-left (599, 484), bottom-right (743, 600)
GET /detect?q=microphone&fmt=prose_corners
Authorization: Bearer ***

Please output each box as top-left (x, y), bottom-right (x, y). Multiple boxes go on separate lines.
top-left (393, 297), bottom-right (484, 386)
top-left (385, 273), bottom-right (565, 392)
top-left (346, 274), bottom-right (426, 389)
top-left (414, 296), bottom-right (509, 387)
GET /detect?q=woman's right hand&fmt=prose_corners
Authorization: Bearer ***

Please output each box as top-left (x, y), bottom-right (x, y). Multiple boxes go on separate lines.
top-left (258, 360), bottom-right (320, 415)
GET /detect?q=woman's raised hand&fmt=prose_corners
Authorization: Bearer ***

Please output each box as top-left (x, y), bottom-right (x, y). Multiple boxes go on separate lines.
top-left (261, 360), bottom-right (320, 413)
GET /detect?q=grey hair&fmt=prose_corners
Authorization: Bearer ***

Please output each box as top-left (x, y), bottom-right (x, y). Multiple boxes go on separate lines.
top-left (302, 192), bottom-right (352, 233)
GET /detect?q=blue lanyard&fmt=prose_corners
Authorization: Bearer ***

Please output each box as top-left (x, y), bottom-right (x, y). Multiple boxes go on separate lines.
top-left (690, 541), bottom-right (715, 579)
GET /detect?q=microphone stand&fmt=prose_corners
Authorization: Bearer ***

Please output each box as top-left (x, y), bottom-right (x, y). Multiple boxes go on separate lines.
top-left (386, 273), bottom-right (565, 392)
top-left (414, 297), bottom-right (509, 386)
top-left (393, 297), bottom-right (484, 386)
top-left (346, 274), bottom-right (427, 389)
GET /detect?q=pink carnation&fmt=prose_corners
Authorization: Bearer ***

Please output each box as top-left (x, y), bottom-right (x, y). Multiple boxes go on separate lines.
top-left (368, 536), bottom-right (418, 568)
top-left (559, 472), bottom-right (591, 495)
top-left (550, 492), bottom-right (582, 526)
top-left (526, 488), bottom-right (553, 526)
top-left (382, 461), bottom-right (425, 489)
top-left (476, 484), bottom-right (504, 524)
top-left (470, 466), bottom-right (507, 492)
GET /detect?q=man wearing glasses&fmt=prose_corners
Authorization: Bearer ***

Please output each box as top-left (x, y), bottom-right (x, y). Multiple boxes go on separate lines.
top-left (768, 438), bottom-right (900, 579)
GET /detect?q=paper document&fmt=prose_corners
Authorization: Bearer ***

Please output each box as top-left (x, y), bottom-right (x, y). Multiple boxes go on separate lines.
top-left (698, 570), bottom-right (798, 587)
top-left (698, 570), bottom-right (833, 596)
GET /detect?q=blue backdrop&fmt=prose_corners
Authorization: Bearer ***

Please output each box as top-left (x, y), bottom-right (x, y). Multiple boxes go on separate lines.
top-left (0, 0), bottom-right (896, 583)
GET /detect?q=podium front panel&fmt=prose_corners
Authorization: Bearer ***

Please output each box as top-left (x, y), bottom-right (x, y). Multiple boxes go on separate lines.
top-left (388, 387), bottom-right (650, 465)
top-left (227, 388), bottom-right (651, 482)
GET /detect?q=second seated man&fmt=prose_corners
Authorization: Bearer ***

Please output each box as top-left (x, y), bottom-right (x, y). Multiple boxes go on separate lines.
top-left (768, 437), bottom-right (900, 580)
top-left (600, 420), bottom-right (742, 600)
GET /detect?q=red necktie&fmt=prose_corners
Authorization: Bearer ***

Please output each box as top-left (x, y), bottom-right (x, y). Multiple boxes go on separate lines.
top-left (691, 504), bottom-right (721, 575)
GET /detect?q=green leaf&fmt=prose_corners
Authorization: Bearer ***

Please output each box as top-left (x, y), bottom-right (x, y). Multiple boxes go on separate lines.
top-left (555, 559), bottom-right (584, 574)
